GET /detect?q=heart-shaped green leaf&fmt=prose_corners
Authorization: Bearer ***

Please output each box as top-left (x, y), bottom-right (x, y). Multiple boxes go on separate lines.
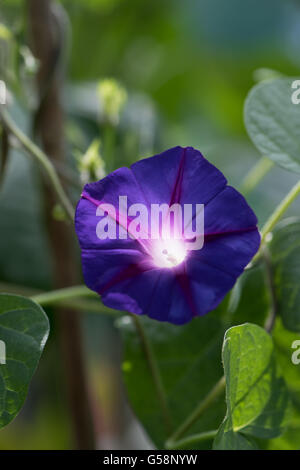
top-left (244, 78), bottom-right (300, 174)
top-left (0, 294), bottom-right (49, 428)
top-left (214, 323), bottom-right (290, 449)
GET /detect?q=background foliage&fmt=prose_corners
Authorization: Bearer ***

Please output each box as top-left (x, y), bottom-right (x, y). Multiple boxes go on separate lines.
top-left (0, 0), bottom-right (300, 450)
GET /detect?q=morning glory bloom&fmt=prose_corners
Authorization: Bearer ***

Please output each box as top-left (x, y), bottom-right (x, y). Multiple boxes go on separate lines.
top-left (75, 146), bottom-right (260, 324)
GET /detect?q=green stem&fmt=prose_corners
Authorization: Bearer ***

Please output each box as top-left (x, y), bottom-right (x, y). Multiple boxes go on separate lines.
top-left (0, 282), bottom-right (118, 316)
top-left (251, 178), bottom-right (300, 265)
top-left (0, 106), bottom-right (74, 220)
top-left (31, 285), bottom-right (119, 315)
top-left (0, 282), bottom-right (41, 297)
top-left (262, 245), bottom-right (277, 333)
top-left (240, 157), bottom-right (300, 263)
top-left (260, 179), bottom-right (300, 244)
top-left (131, 315), bottom-right (172, 433)
top-left (31, 285), bottom-right (95, 304)
top-left (165, 429), bottom-right (218, 450)
top-left (37, 295), bottom-right (118, 315)
top-left (240, 156), bottom-right (274, 196)
top-left (165, 375), bottom-right (225, 446)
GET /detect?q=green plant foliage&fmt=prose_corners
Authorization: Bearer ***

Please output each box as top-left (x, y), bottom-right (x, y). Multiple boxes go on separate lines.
top-left (213, 422), bottom-right (258, 450)
top-left (263, 319), bottom-right (300, 450)
top-left (214, 323), bottom-right (291, 449)
top-left (0, 294), bottom-right (49, 428)
top-left (119, 313), bottom-right (226, 449)
top-left (227, 263), bottom-right (269, 327)
top-left (269, 218), bottom-right (300, 332)
top-left (244, 78), bottom-right (300, 174)
top-left (1, 0), bottom-right (300, 451)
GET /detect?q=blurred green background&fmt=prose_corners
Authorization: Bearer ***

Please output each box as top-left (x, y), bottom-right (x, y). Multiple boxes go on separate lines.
top-left (0, 0), bottom-right (300, 449)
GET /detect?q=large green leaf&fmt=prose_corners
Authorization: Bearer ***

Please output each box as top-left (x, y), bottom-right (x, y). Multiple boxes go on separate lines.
top-left (214, 323), bottom-right (290, 449)
top-left (0, 294), bottom-right (49, 428)
top-left (119, 313), bottom-right (226, 449)
top-left (269, 218), bottom-right (300, 332)
top-left (244, 78), bottom-right (300, 174)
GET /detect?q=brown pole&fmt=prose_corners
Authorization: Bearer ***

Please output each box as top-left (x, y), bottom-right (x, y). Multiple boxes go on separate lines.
top-left (27, 0), bottom-right (96, 449)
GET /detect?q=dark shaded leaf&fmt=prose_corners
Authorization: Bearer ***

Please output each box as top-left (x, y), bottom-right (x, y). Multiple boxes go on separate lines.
top-left (269, 218), bottom-right (300, 332)
top-left (0, 294), bottom-right (49, 428)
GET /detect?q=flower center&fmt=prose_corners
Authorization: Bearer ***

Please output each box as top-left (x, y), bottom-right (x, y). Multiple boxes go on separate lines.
top-left (151, 239), bottom-right (187, 268)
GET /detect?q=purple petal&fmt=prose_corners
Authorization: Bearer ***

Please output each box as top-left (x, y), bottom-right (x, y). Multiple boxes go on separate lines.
top-left (204, 186), bottom-right (258, 237)
top-left (130, 146), bottom-right (227, 206)
top-left (185, 229), bottom-right (260, 315)
top-left (100, 266), bottom-right (196, 325)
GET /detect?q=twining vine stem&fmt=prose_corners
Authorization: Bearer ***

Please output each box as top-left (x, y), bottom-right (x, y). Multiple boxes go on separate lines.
top-left (32, 285), bottom-right (97, 304)
top-left (0, 106), bottom-right (74, 221)
top-left (165, 429), bottom-right (218, 450)
top-left (165, 376), bottom-right (226, 449)
top-left (239, 156), bottom-right (274, 196)
top-left (0, 282), bottom-right (119, 315)
top-left (31, 287), bottom-right (119, 315)
top-left (262, 246), bottom-right (278, 333)
top-left (260, 179), bottom-right (300, 244)
top-left (252, 178), bottom-right (300, 264)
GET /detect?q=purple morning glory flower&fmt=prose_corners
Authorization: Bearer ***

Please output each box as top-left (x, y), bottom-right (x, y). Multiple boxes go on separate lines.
top-left (75, 146), bottom-right (260, 325)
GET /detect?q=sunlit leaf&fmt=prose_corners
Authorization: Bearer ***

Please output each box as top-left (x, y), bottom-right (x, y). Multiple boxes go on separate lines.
top-left (214, 323), bottom-right (290, 449)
